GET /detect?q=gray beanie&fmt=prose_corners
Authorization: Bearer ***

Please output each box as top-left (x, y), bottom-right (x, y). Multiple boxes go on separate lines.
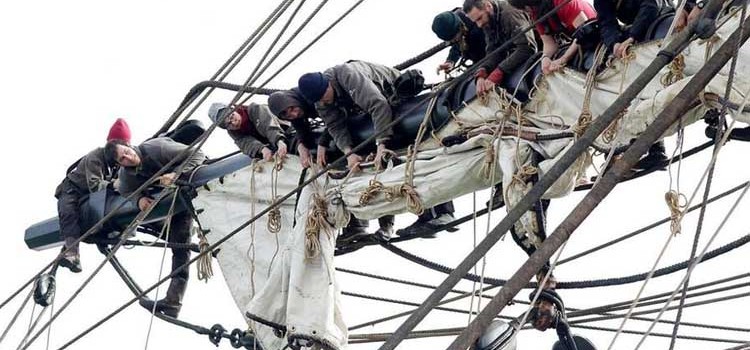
top-left (208, 102), bottom-right (228, 128)
top-left (268, 89), bottom-right (304, 118)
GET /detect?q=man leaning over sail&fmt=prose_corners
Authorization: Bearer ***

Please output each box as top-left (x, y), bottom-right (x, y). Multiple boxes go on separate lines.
top-left (105, 136), bottom-right (206, 318)
top-left (297, 60), bottom-right (457, 239)
top-left (207, 102), bottom-right (288, 161)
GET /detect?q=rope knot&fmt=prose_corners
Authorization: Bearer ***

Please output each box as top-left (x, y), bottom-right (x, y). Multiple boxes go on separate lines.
top-left (304, 194), bottom-right (332, 262)
top-left (481, 142), bottom-right (497, 180)
top-left (665, 190), bottom-right (688, 236)
top-left (573, 112), bottom-right (592, 138)
top-left (385, 184), bottom-right (424, 215)
top-left (359, 179), bottom-right (385, 206)
top-left (660, 54), bottom-right (686, 87)
top-left (511, 165), bottom-right (538, 186)
top-left (267, 196), bottom-right (282, 234)
top-left (196, 231), bottom-right (214, 282)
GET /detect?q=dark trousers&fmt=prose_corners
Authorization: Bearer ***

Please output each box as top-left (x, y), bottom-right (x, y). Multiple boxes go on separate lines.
top-left (144, 211), bottom-right (192, 281)
top-left (416, 201), bottom-right (455, 222)
top-left (56, 181), bottom-right (83, 241)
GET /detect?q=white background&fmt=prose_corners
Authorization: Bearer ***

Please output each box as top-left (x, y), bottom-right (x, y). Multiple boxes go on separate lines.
top-left (1, 1), bottom-right (749, 349)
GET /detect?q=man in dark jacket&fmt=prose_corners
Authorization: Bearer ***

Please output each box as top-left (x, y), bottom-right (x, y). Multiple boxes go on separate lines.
top-left (432, 9), bottom-right (487, 74)
top-left (208, 102), bottom-right (288, 160)
top-left (594, 0), bottom-right (661, 58)
top-left (463, 0), bottom-right (537, 96)
top-left (106, 137), bottom-right (206, 318)
top-left (55, 118), bottom-right (131, 273)
top-left (268, 88), bottom-right (334, 168)
top-left (56, 148), bottom-right (116, 272)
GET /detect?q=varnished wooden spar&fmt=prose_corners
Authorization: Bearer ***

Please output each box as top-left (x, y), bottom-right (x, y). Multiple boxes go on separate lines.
top-left (448, 5), bottom-right (750, 350)
top-left (380, 0), bottom-right (734, 348)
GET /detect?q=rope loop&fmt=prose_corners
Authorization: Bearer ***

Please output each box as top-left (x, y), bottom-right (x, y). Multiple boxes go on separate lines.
top-left (665, 190), bottom-right (688, 236)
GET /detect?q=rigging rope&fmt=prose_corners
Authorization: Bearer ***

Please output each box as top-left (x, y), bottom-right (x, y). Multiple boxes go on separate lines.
top-left (0, 287), bottom-right (33, 344)
top-left (144, 189), bottom-right (179, 350)
top-left (379, 230), bottom-right (750, 289)
top-left (670, 5), bottom-right (748, 348)
top-left (158, 0), bottom-right (296, 136)
top-left (610, 77), bottom-right (750, 350)
top-left (632, 183), bottom-right (750, 349)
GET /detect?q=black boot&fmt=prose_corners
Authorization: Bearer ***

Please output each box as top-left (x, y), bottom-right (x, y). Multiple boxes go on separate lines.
top-left (336, 218), bottom-right (369, 246)
top-left (139, 277), bottom-right (187, 318)
top-left (58, 238), bottom-right (82, 273)
top-left (633, 141), bottom-right (668, 170)
top-left (375, 215), bottom-right (395, 241)
top-left (485, 183), bottom-right (505, 209)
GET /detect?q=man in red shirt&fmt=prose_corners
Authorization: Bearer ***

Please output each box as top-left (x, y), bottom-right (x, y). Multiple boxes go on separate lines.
top-left (510, 0), bottom-right (597, 74)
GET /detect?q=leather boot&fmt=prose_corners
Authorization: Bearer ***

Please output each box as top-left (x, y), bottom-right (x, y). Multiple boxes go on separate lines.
top-left (139, 277), bottom-right (187, 318)
top-left (59, 237), bottom-right (82, 273)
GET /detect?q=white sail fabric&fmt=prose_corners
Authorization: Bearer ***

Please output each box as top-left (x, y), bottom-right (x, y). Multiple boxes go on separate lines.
top-left (190, 10), bottom-right (750, 350)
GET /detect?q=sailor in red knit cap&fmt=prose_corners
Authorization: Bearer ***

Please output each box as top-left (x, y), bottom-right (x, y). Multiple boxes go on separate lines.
top-left (55, 118), bottom-right (131, 272)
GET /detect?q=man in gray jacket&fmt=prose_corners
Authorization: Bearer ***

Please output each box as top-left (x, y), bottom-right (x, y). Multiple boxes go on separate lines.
top-left (208, 102), bottom-right (288, 160)
top-left (297, 61), bottom-right (402, 240)
top-left (55, 118), bottom-right (131, 273)
top-left (298, 60), bottom-right (400, 171)
top-left (105, 137), bottom-right (206, 318)
top-left (463, 0), bottom-right (537, 96)
top-left (55, 148), bottom-right (116, 272)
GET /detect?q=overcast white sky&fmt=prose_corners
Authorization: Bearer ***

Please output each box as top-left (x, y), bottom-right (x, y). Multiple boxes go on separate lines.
top-left (2, 1), bottom-right (750, 349)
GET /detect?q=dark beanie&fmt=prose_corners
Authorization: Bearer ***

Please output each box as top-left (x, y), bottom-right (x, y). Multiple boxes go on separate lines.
top-left (298, 72), bottom-right (329, 103)
top-left (432, 11), bottom-right (461, 41)
top-left (268, 89), bottom-right (303, 118)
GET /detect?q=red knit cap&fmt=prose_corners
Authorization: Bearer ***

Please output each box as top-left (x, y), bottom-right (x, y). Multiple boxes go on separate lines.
top-left (107, 118), bottom-right (131, 143)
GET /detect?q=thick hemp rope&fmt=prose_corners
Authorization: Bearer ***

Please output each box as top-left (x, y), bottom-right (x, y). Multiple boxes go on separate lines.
top-left (267, 156), bottom-right (284, 234)
top-left (304, 193), bottom-right (332, 261)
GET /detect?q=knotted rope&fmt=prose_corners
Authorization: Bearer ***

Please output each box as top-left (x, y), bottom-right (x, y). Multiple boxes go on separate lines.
top-left (304, 193), bottom-right (332, 261)
top-left (384, 182), bottom-right (424, 215)
top-left (665, 190), bottom-right (688, 236)
top-left (196, 229), bottom-right (214, 282)
top-left (359, 179), bottom-right (386, 206)
top-left (481, 144), bottom-right (496, 180)
top-left (267, 156), bottom-right (284, 234)
top-left (574, 45), bottom-right (607, 137)
top-left (511, 164), bottom-right (539, 187)
top-left (660, 54), bottom-right (686, 87)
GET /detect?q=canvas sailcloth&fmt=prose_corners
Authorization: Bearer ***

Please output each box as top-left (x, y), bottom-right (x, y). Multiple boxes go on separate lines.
top-left (191, 9), bottom-right (750, 350)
